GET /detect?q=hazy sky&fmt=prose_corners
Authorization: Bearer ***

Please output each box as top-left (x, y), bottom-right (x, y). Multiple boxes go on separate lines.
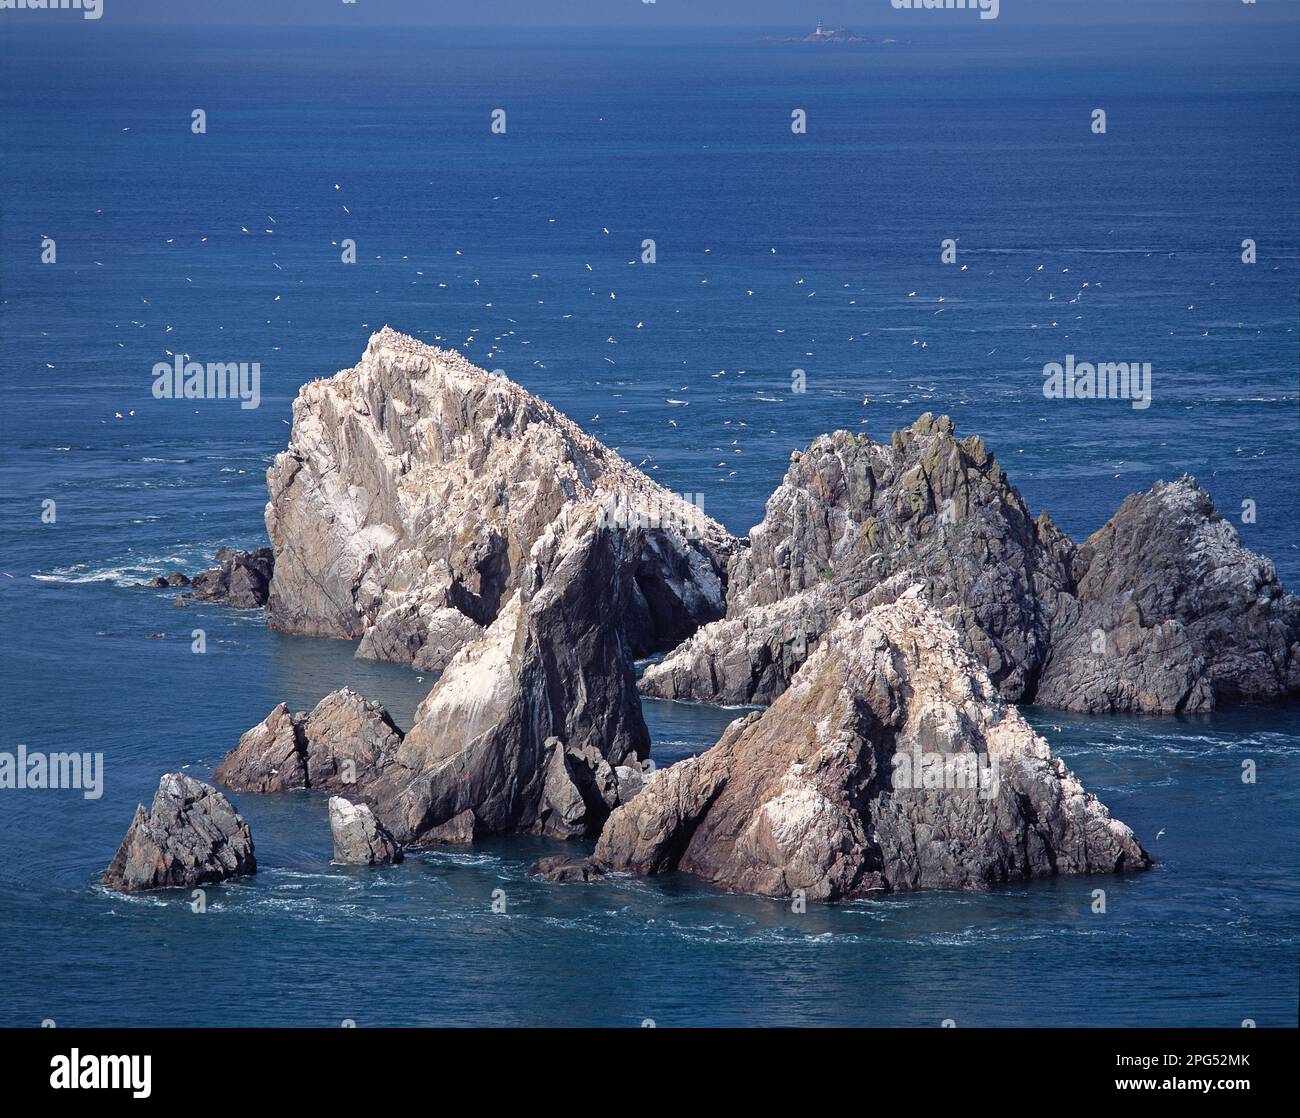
top-left (51, 0), bottom-right (1300, 27)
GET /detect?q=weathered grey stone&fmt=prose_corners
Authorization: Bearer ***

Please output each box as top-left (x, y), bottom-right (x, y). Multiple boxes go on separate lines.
top-left (101, 774), bottom-right (256, 893)
top-left (356, 604), bottom-right (485, 672)
top-left (264, 328), bottom-right (735, 666)
top-left (1036, 477), bottom-right (1300, 713)
top-left (638, 590), bottom-right (842, 706)
top-left (612, 763), bottom-right (646, 805)
top-left (420, 809), bottom-right (482, 844)
top-left (644, 420), bottom-right (1300, 716)
top-left (641, 417), bottom-right (1077, 707)
top-left (599, 589), bottom-right (1149, 900)
top-left (214, 689), bottom-right (402, 794)
top-left (214, 702), bottom-right (306, 793)
top-left (328, 797), bottom-right (403, 865)
top-left (301, 688), bottom-right (403, 790)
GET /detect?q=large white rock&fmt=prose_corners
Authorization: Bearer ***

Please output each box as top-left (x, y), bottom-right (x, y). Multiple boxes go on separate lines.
top-left (264, 328), bottom-right (735, 668)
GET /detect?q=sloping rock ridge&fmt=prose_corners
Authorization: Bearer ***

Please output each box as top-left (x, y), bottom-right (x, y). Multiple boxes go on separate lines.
top-left (265, 328), bottom-right (735, 669)
top-left (598, 589), bottom-right (1149, 899)
top-left (1036, 476), bottom-right (1300, 713)
top-left (642, 416), bottom-right (1077, 706)
top-left (102, 773), bottom-right (256, 893)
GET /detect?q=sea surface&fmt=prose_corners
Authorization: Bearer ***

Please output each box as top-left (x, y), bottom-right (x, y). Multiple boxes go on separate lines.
top-left (0, 20), bottom-right (1297, 1027)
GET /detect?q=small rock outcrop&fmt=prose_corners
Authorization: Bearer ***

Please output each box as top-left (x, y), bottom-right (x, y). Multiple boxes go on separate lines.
top-left (328, 797), bottom-right (403, 865)
top-left (145, 572), bottom-right (191, 589)
top-left (264, 328), bottom-right (735, 669)
top-left (362, 504), bottom-right (651, 845)
top-left (188, 547), bottom-right (274, 609)
top-left (215, 703), bottom-right (305, 792)
top-left (641, 417), bottom-right (1076, 706)
top-left (101, 773), bottom-right (256, 893)
top-left (1036, 477), bottom-right (1300, 713)
top-left (214, 688), bottom-right (403, 793)
top-left (597, 589), bottom-right (1149, 900)
top-left (529, 855), bottom-right (606, 883)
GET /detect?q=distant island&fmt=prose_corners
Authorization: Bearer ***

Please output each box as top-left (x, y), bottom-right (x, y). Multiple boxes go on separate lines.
top-left (764, 22), bottom-right (895, 45)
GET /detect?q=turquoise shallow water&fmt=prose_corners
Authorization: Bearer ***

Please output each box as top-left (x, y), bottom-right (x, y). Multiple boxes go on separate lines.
top-left (0, 21), bottom-right (1297, 1026)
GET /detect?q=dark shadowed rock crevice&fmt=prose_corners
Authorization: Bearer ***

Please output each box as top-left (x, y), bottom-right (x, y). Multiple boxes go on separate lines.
top-left (360, 503), bottom-right (651, 845)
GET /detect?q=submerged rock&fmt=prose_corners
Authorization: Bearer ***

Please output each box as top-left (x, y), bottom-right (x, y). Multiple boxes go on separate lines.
top-left (144, 572), bottom-right (191, 589)
top-left (362, 503), bottom-right (650, 845)
top-left (642, 417), bottom-right (1076, 707)
top-left (328, 797), bottom-right (403, 865)
top-left (101, 773), bottom-right (256, 893)
top-left (529, 855), bottom-right (606, 883)
top-left (1036, 477), bottom-right (1300, 713)
top-left (214, 688), bottom-right (402, 793)
top-left (188, 547), bottom-right (274, 609)
top-left (264, 328), bottom-right (735, 668)
top-left (598, 589), bottom-right (1149, 900)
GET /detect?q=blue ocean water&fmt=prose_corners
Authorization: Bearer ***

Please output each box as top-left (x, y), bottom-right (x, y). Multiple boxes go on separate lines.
top-left (0, 21), bottom-right (1297, 1027)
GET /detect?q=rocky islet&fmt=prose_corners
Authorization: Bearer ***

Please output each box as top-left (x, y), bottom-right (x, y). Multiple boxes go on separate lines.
top-left (105, 331), bottom-right (1298, 898)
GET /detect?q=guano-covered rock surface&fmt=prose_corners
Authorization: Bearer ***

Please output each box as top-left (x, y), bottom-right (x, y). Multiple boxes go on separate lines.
top-left (264, 328), bottom-right (735, 670)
